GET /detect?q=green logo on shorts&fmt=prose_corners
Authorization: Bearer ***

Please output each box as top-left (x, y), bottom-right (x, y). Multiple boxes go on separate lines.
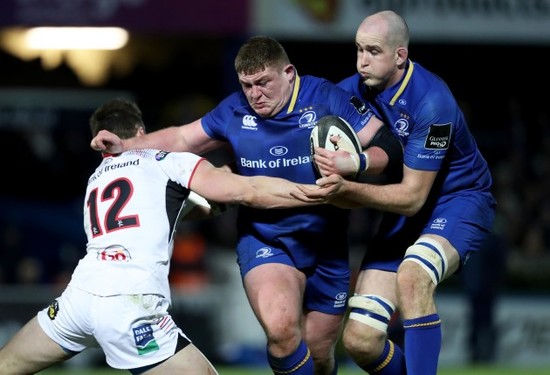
top-left (133, 324), bottom-right (159, 355)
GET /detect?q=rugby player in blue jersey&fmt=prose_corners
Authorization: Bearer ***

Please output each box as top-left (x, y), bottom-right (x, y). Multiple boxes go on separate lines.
top-left (90, 36), bottom-right (401, 375)
top-left (299, 10), bottom-right (497, 375)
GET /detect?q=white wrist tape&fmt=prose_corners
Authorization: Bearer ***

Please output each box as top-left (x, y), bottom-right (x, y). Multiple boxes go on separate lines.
top-left (349, 153), bottom-right (359, 174)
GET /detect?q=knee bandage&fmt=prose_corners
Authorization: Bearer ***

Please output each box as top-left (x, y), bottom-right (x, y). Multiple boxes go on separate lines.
top-left (348, 294), bottom-right (395, 332)
top-left (402, 237), bottom-right (448, 285)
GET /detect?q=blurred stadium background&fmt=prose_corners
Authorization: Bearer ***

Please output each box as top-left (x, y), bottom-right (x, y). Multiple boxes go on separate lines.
top-left (1, 1), bottom-right (549, 374)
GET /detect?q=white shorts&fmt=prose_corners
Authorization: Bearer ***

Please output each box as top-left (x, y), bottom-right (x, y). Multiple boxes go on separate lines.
top-left (37, 285), bottom-right (190, 370)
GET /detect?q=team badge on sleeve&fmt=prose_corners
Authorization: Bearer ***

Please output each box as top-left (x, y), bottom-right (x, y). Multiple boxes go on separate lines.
top-left (155, 151), bottom-right (170, 161)
top-left (47, 300), bottom-right (59, 320)
top-left (424, 123), bottom-right (451, 150)
top-left (350, 96), bottom-right (368, 114)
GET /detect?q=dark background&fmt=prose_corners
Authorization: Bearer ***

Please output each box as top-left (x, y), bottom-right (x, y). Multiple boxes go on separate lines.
top-left (0, 36), bottom-right (548, 290)
top-left (0, 0), bottom-right (548, 367)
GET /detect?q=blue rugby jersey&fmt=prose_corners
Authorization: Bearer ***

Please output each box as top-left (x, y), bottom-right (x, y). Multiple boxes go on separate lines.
top-left (201, 73), bottom-right (373, 266)
top-left (338, 60), bottom-right (493, 202)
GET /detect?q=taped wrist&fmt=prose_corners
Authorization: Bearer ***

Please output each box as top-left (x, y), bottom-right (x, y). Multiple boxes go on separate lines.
top-left (349, 153), bottom-right (359, 175)
top-left (358, 152), bottom-right (369, 174)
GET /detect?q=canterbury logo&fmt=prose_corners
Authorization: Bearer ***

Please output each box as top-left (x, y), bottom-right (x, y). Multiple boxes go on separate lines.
top-left (242, 115), bottom-right (257, 128)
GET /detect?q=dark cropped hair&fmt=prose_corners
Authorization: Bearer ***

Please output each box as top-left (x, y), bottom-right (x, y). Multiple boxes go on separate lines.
top-left (89, 98), bottom-right (145, 139)
top-left (234, 36), bottom-right (290, 75)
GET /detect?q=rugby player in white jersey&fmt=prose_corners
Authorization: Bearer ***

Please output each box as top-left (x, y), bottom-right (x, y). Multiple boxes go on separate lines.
top-left (0, 98), bottom-right (324, 375)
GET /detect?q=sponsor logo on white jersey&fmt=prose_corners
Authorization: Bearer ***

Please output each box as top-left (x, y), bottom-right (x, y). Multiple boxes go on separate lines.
top-left (97, 245), bottom-right (131, 261)
top-left (155, 151), bottom-right (169, 160)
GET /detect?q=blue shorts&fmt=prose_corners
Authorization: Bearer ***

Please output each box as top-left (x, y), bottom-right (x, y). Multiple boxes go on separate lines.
top-left (361, 192), bottom-right (496, 273)
top-left (236, 234), bottom-right (350, 315)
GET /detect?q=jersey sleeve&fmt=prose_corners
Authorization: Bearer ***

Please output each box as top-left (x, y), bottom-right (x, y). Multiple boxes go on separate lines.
top-left (404, 97), bottom-right (454, 171)
top-left (201, 94), bottom-right (240, 141)
top-left (336, 73), bottom-right (361, 94)
top-left (156, 151), bottom-right (205, 189)
top-left (321, 80), bottom-right (373, 134)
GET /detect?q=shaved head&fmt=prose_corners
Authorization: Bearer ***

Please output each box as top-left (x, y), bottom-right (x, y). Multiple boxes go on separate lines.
top-left (354, 10), bottom-right (410, 90)
top-left (357, 10), bottom-right (409, 50)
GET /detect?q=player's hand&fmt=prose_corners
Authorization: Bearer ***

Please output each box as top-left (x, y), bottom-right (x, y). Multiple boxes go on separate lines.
top-left (293, 175), bottom-right (358, 209)
top-left (292, 174), bottom-right (344, 202)
top-left (313, 136), bottom-right (359, 177)
top-left (90, 130), bottom-right (124, 153)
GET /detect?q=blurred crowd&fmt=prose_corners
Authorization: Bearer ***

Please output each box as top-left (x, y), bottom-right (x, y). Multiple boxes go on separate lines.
top-left (484, 96), bottom-right (550, 291)
top-left (0, 42), bottom-right (549, 294)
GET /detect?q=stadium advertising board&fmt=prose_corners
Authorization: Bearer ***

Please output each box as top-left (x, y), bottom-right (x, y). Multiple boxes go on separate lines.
top-left (251, 0), bottom-right (550, 44)
top-left (0, 0), bottom-right (249, 35)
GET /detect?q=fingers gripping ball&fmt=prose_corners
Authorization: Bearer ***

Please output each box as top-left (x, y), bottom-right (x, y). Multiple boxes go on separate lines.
top-left (310, 115), bottom-right (362, 176)
top-left (310, 115), bottom-right (361, 154)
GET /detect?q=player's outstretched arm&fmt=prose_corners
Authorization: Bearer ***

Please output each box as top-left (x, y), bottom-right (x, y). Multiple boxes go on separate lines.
top-left (190, 160), bottom-right (324, 209)
top-left (291, 174), bottom-right (359, 208)
top-left (91, 119), bottom-right (223, 154)
top-left (91, 126), bottom-right (187, 153)
top-left (296, 166), bottom-right (437, 216)
top-left (90, 129), bottom-right (124, 153)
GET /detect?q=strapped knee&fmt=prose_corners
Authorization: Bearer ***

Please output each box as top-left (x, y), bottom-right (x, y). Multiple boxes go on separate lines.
top-left (402, 237), bottom-right (448, 285)
top-left (348, 294), bottom-right (395, 332)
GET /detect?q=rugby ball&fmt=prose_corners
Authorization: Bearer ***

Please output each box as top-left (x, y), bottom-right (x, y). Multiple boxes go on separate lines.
top-left (310, 115), bottom-right (362, 175)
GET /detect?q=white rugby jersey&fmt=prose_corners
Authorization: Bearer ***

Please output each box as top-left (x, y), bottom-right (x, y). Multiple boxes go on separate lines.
top-left (69, 149), bottom-right (204, 301)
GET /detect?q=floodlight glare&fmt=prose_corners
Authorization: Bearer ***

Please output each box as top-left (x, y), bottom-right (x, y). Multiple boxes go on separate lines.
top-left (25, 27), bottom-right (129, 50)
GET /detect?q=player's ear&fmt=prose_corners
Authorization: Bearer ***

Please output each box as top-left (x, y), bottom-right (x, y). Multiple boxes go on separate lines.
top-left (283, 64), bottom-right (296, 82)
top-left (136, 126), bottom-right (146, 137)
top-left (395, 47), bottom-right (408, 66)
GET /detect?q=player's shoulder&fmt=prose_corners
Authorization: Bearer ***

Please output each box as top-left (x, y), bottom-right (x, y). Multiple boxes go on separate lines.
top-left (204, 90), bottom-right (249, 126)
top-left (336, 73), bottom-right (361, 92)
top-left (217, 90), bottom-right (248, 109)
top-left (122, 149), bottom-right (159, 159)
top-left (299, 74), bottom-right (332, 90)
top-left (410, 61), bottom-right (451, 93)
top-left (121, 149), bottom-right (193, 165)
top-left (90, 150), bottom-right (160, 183)
top-left (295, 75), bottom-right (339, 104)
top-left (143, 149), bottom-right (200, 162)
top-left (302, 74), bottom-right (358, 102)
top-left (140, 149), bottom-right (204, 180)
top-left (404, 62), bottom-right (453, 107)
